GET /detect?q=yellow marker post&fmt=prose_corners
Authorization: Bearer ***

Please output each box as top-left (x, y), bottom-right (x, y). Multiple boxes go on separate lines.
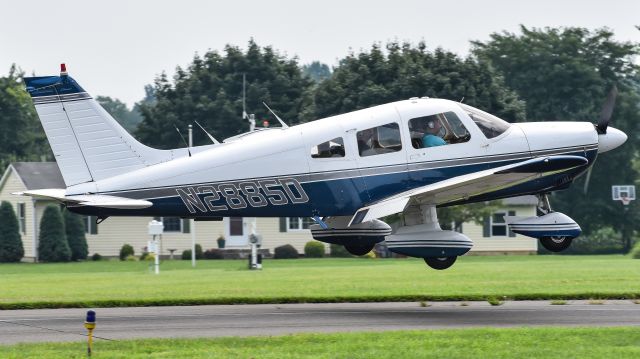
top-left (84, 310), bottom-right (96, 356)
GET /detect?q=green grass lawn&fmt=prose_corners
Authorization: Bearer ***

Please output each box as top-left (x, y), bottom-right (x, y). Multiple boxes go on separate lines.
top-left (1, 255), bottom-right (639, 309)
top-left (1, 327), bottom-right (640, 358)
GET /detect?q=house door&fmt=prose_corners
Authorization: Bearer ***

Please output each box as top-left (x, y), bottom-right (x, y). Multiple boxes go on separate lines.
top-left (224, 217), bottom-right (252, 246)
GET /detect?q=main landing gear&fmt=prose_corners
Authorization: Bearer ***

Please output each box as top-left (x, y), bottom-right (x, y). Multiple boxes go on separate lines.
top-left (424, 256), bottom-right (457, 270)
top-left (344, 243), bottom-right (375, 256)
top-left (534, 194), bottom-right (577, 253)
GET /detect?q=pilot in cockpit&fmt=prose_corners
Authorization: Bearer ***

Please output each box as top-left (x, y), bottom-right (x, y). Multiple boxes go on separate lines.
top-left (422, 117), bottom-right (447, 148)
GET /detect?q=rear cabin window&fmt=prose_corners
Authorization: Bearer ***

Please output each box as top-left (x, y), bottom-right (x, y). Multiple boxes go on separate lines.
top-left (408, 111), bottom-right (471, 149)
top-left (311, 137), bottom-right (345, 158)
top-left (460, 104), bottom-right (511, 139)
top-left (357, 123), bottom-right (402, 157)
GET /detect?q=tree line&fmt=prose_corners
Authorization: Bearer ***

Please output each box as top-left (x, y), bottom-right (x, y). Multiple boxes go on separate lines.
top-left (1, 26), bottom-right (638, 252)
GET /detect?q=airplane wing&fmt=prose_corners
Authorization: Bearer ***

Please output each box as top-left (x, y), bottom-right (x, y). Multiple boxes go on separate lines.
top-left (348, 155), bottom-right (588, 226)
top-left (13, 189), bottom-right (152, 209)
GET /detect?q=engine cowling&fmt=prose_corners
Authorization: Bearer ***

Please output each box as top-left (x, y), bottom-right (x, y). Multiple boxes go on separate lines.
top-left (505, 212), bottom-right (581, 239)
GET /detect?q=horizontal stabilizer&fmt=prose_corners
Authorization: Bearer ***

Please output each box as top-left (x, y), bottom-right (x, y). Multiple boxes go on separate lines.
top-left (14, 189), bottom-right (152, 209)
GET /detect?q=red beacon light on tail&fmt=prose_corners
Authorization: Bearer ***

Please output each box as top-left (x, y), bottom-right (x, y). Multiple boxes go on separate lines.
top-left (60, 63), bottom-right (68, 76)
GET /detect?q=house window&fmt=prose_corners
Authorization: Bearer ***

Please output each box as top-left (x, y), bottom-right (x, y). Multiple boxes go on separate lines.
top-left (287, 217), bottom-right (314, 231)
top-left (491, 212), bottom-right (507, 236)
top-left (84, 216), bottom-right (99, 235)
top-left (161, 217), bottom-right (182, 232)
top-left (17, 203), bottom-right (26, 234)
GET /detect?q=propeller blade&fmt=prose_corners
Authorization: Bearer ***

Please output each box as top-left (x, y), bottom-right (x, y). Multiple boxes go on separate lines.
top-left (596, 85), bottom-right (618, 134)
top-left (583, 166), bottom-right (593, 194)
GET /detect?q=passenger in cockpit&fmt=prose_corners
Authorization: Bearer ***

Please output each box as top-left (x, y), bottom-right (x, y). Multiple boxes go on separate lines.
top-left (422, 118), bottom-right (446, 147)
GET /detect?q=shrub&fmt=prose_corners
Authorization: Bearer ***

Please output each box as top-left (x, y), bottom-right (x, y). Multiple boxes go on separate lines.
top-left (182, 244), bottom-right (204, 260)
top-left (91, 253), bottom-right (102, 261)
top-left (143, 253), bottom-right (155, 261)
top-left (63, 210), bottom-right (88, 261)
top-left (204, 248), bottom-right (224, 259)
top-left (217, 236), bottom-right (226, 249)
top-left (125, 254), bottom-right (137, 261)
top-left (0, 201), bottom-right (24, 262)
top-left (274, 244), bottom-right (299, 259)
top-left (631, 242), bottom-right (640, 259)
top-left (329, 243), bottom-right (351, 257)
top-left (38, 205), bottom-right (71, 262)
top-left (119, 244), bottom-right (134, 261)
top-left (304, 241), bottom-right (325, 258)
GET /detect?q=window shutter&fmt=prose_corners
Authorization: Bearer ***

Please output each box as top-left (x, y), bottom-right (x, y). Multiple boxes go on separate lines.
top-left (182, 218), bottom-right (190, 233)
top-left (89, 216), bottom-right (98, 235)
top-left (508, 210), bottom-right (516, 237)
top-left (482, 215), bottom-right (490, 237)
top-left (279, 217), bottom-right (287, 232)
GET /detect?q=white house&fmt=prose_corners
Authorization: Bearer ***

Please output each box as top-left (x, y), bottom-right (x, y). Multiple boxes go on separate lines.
top-left (0, 162), bottom-right (538, 261)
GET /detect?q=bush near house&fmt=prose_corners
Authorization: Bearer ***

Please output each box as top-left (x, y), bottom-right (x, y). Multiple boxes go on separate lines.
top-left (119, 244), bottom-right (134, 261)
top-left (182, 244), bottom-right (203, 260)
top-left (204, 249), bottom-right (224, 259)
top-left (304, 241), bottom-right (325, 258)
top-left (0, 201), bottom-right (24, 262)
top-left (63, 210), bottom-right (88, 261)
top-left (329, 244), bottom-right (351, 257)
top-left (631, 242), bottom-right (640, 259)
top-left (38, 205), bottom-right (71, 262)
top-left (91, 253), bottom-right (103, 261)
top-left (274, 244), bottom-right (298, 259)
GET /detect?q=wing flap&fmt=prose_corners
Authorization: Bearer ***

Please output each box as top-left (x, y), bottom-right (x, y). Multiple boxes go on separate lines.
top-left (14, 189), bottom-right (152, 209)
top-left (349, 155), bottom-right (587, 226)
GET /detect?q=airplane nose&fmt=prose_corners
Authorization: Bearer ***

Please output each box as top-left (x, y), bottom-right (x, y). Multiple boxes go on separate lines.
top-left (598, 127), bottom-right (627, 153)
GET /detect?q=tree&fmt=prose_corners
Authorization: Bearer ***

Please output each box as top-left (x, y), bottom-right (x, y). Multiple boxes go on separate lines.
top-left (0, 65), bottom-right (52, 172)
top-left (473, 26), bottom-right (640, 252)
top-left (96, 96), bottom-right (143, 133)
top-left (311, 42), bottom-right (525, 122)
top-left (302, 61), bottom-right (332, 83)
top-left (63, 209), bottom-right (88, 261)
top-left (136, 39), bottom-right (314, 148)
top-left (38, 205), bottom-right (71, 262)
top-left (0, 201), bottom-right (24, 262)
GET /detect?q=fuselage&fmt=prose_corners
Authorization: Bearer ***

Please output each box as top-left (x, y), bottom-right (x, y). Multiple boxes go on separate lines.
top-left (68, 98), bottom-right (601, 218)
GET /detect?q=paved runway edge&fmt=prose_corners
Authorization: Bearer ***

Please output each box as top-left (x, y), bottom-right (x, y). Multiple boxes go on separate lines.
top-left (1, 300), bottom-right (639, 344)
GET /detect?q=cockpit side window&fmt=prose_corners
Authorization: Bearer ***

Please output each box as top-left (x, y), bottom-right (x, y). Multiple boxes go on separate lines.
top-left (311, 137), bottom-right (345, 158)
top-left (408, 112), bottom-right (471, 149)
top-left (357, 122), bottom-right (402, 157)
top-left (460, 104), bottom-right (511, 139)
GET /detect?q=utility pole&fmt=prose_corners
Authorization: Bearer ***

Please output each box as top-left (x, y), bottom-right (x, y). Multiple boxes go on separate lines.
top-left (189, 124), bottom-right (196, 268)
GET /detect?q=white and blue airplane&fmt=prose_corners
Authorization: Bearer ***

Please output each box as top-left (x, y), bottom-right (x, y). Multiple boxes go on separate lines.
top-left (17, 65), bottom-right (627, 269)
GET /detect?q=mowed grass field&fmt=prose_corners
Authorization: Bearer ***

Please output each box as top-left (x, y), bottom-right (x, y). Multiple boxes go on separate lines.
top-left (1, 255), bottom-right (639, 308)
top-left (1, 327), bottom-right (640, 358)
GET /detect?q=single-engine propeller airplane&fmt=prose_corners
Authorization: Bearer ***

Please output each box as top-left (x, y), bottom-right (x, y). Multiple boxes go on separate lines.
top-left (16, 64), bottom-right (627, 269)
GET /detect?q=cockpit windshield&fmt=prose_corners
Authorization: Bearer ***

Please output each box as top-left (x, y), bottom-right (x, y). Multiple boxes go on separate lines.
top-left (459, 104), bottom-right (511, 139)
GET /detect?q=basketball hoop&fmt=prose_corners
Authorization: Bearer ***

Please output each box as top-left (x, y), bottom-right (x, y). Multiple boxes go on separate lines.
top-left (612, 185), bottom-right (635, 206)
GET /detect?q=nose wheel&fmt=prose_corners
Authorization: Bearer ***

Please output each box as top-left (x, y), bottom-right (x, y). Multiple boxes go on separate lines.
top-left (540, 236), bottom-right (573, 252)
top-left (424, 256), bottom-right (457, 270)
top-left (344, 243), bottom-right (375, 256)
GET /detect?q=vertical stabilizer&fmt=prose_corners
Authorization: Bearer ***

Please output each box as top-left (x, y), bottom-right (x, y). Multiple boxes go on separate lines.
top-left (24, 65), bottom-right (185, 187)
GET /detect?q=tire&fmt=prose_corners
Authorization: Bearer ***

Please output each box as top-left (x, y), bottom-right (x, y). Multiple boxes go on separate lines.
top-left (344, 243), bottom-right (375, 256)
top-left (424, 256), bottom-right (457, 270)
top-left (540, 236), bottom-right (573, 252)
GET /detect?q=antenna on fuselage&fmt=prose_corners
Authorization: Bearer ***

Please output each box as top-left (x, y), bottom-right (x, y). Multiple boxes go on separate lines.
top-left (262, 102), bottom-right (289, 129)
top-left (242, 74), bottom-right (256, 132)
top-left (194, 121), bottom-right (220, 145)
top-left (174, 124), bottom-right (191, 157)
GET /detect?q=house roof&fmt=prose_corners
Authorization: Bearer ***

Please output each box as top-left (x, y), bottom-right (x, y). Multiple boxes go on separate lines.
top-left (8, 162), bottom-right (65, 190)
